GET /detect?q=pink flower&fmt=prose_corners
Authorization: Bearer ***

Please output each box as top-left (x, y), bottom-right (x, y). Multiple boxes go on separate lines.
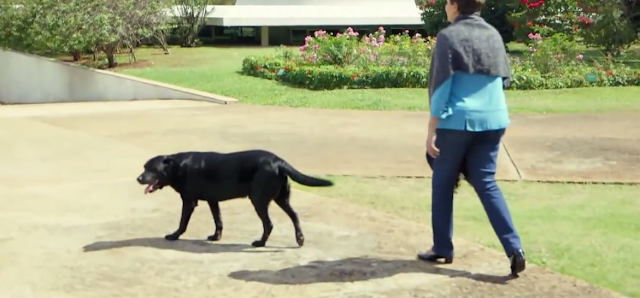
top-left (312, 44), bottom-right (319, 51)
top-left (378, 35), bottom-right (385, 43)
top-left (304, 36), bottom-right (312, 44)
top-left (378, 26), bottom-right (386, 34)
top-left (313, 30), bottom-right (326, 37)
top-left (527, 33), bottom-right (542, 41)
top-left (576, 54), bottom-right (584, 61)
top-left (299, 44), bottom-right (308, 51)
top-left (345, 27), bottom-right (359, 37)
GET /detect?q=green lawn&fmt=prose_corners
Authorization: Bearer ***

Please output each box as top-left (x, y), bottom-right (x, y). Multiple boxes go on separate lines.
top-left (113, 46), bottom-right (640, 114)
top-left (298, 177), bottom-right (640, 298)
top-left (82, 45), bottom-right (640, 296)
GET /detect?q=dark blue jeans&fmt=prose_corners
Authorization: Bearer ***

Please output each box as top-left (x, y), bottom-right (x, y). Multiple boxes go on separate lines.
top-left (430, 128), bottom-right (522, 258)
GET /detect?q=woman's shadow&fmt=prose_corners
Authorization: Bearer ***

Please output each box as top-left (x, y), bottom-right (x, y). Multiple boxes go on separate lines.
top-left (227, 256), bottom-right (517, 285)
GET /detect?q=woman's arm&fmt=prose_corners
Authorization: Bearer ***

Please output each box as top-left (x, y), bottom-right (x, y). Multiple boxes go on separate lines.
top-left (428, 33), bottom-right (454, 128)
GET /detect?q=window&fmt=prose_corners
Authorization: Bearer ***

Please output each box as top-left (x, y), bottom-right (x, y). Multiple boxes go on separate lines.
top-left (198, 25), bottom-right (213, 38)
top-left (356, 29), bottom-right (370, 37)
top-left (325, 29), bottom-right (340, 36)
top-left (239, 27), bottom-right (256, 38)
top-left (291, 29), bottom-right (308, 44)
top-left (213, 26), bottom-right (236, 40)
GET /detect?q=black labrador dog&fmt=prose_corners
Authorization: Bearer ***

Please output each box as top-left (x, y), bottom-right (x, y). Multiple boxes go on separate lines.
top-left (136, 150), bottom-right (333, 247)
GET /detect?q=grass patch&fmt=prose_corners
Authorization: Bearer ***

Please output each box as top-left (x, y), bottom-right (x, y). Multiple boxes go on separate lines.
top-left (93, 46), bottom-right (640, 114)
top-left (297, 176), bottom-right (640, 297)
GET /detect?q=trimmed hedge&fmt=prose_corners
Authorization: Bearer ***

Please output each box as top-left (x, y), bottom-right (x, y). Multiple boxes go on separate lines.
top-left (241, 57), bottom-right (428, 90)
top-left (241, 56), bottom-right (640, 91)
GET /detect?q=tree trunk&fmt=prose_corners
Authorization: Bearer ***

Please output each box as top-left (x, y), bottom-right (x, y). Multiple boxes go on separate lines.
top-left (104, 43), bottom-right (119, 68)
top-left (155, 32), bottom-right (170, 54)
top-left (127, 43), bottom-right (137, 64)
top-left (71, 50), bottom-right (82, 61)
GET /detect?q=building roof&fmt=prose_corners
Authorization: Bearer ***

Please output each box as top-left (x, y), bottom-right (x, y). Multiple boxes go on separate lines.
top-left (199, 1), bottom-right (423, 27)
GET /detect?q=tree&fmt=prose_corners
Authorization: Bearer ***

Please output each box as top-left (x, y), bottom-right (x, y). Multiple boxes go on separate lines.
top-left (416, 0), bottom-right (517, 44)
top-left (576, 0), bottom-right (638, 54)
top-left (171, 0), bottom-right (213, 47)
top-left (0, 0), bottom-right (169, 68)
top-left (0, 0), bottom-right (110, 58)
top-left (417, 0), bottom-right (449, 36)
top-left (116, 0), bottom-right (171, 61)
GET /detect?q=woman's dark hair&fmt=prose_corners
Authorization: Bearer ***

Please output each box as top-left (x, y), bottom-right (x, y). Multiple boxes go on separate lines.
top-left (449, 0), bottom-right (485, 15)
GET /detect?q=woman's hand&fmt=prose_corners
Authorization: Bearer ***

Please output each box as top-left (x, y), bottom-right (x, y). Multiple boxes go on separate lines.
top-left (426, 132), bottom-right (440, 158)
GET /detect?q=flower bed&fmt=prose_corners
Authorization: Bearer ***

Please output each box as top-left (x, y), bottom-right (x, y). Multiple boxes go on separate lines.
top-left (240, 27), bottom-right (640, 90)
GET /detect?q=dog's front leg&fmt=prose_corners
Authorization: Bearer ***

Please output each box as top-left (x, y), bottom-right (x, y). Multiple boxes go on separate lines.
top-left (165, 199), bottom-right (196, 241)
top-left (206, 200), bottom-right (223, 241)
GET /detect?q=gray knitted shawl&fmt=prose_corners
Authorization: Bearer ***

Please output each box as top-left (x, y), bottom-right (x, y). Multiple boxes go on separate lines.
top-left (428, 14), bottom-right (511, 100)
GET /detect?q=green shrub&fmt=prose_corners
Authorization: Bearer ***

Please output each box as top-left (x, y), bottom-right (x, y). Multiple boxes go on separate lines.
top-left (242, 58), bottom-right (429, 90)
top-left (241, 27), bottom-right (433, 90)
top-left (575, 0), bottom-right (638, 55)
top-left (240, 27), bottom-right (640, 91)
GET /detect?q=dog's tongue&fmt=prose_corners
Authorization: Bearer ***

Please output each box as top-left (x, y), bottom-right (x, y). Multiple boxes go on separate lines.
top-left (144, 184), bottom-right (153, 194)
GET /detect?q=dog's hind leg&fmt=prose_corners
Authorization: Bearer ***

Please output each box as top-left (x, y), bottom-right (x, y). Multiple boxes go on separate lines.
top-left (206, 201), bottom-right (223, 241)
top-left (165, 198), bottom-right (197, 241)
top-left (248, 171), bottom-right (281, 247)
top-left (273, 182), bottom-right (304, 247)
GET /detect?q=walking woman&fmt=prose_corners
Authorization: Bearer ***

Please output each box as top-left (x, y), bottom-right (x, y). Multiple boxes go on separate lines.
top-left (416, 0), bottom-right (526, 277)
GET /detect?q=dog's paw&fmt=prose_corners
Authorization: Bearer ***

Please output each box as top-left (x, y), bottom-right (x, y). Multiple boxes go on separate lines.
top-left (164, 234), bottom-right (180, 241)
top-left (296, 233), bottom-right (305, 247)
top-left (251, 240), bottom-right (266, 247)
top-left (206, 232), bottom-right (222, 241)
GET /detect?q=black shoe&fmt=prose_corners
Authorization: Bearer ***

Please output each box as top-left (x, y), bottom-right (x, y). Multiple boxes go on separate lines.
top-left (510, 249), bottom-right (526, 277)
top-left (417, 251), bottom-right (453, 264)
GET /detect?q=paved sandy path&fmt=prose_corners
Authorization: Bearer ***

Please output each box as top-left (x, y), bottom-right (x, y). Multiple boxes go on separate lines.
top-left (0, 100), bottom-right (631, 298)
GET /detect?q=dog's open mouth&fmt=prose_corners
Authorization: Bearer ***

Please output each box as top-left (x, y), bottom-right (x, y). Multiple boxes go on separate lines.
top-left (144, 180), bottom-right (160, 194)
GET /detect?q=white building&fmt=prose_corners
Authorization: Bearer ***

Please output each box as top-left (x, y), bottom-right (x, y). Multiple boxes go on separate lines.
top-left (193, 0), bottom-right (424, 46)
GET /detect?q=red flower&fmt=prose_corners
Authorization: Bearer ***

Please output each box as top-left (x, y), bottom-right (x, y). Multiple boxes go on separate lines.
top-left (351, 74), bottom-right (358, 80)
top-left (528, 0), bottom-right (544, 8)
top-left (526, 21), bottom-right (534, 27)
top-left (606, 70), bottom-right (614, 76)
top-left (577, 16), bottom-right (592, 26)
top-left (520, 0), bottom-right (529, 3)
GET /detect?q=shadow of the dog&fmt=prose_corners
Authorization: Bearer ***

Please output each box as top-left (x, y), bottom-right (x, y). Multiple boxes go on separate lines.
top-left (228, 256), bottom-right (516, 285)
top-left (82, 237), bottom-right (290, 254)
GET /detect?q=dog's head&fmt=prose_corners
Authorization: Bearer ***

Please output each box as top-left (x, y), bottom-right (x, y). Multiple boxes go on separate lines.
top-left (136, 155), bottom-right (178, 194)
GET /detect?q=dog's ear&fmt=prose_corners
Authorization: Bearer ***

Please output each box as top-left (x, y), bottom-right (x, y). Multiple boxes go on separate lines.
top-left (161, 156), bottom-right (175, 166)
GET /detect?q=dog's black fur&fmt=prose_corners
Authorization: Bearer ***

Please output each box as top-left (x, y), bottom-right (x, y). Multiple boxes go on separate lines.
top-left (426, 152), bottom-right (468, 190)
top-left (136, 150), bottom-right (333, 247)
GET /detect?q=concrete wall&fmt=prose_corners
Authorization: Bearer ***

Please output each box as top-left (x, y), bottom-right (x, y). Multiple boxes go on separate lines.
top-left (0, 50), bottom-right (237, 105)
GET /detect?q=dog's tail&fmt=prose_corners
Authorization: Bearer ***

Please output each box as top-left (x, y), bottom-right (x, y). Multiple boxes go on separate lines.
top-left (276, 161), bottom-right (333, 187)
